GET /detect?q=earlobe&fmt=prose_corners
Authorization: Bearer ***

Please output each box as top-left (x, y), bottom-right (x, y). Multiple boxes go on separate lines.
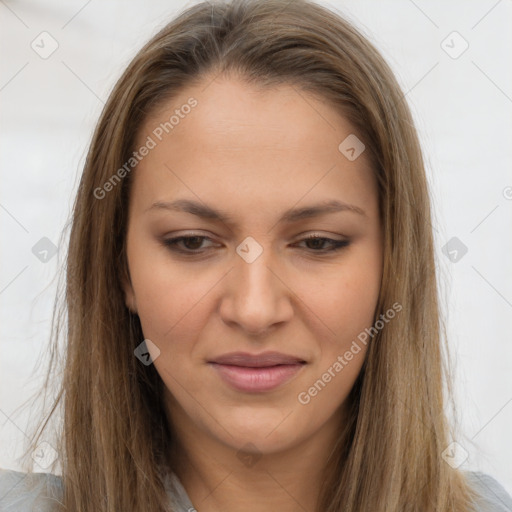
top-left (121, 274), bottom-right (138, 314)
top-left (125, 291), bottom-right (138, 314)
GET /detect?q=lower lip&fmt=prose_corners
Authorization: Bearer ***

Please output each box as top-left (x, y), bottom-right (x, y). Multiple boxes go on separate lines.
top-left (209, 363), bottom-right (305, 392)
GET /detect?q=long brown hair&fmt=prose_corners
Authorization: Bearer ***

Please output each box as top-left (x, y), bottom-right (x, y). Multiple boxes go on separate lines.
top-left (19, 0), bottom-right (481, 510)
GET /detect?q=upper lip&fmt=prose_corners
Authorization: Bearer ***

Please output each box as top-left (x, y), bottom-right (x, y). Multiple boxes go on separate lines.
top-left (209, 351), bottom-right (306, 367)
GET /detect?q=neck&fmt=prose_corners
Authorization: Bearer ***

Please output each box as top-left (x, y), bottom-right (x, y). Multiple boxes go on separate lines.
top-left (169, 407), bottom-right (345, 512)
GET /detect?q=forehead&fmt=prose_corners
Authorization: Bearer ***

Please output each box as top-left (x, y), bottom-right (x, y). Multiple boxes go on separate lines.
top-left (130, 76), bottom-right (378, 223)
top-left (141, 75), bottom-right (358, 154)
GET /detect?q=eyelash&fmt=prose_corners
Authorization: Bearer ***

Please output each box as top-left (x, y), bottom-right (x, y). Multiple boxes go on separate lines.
top-left (161, 234), bottom-right (350, 255)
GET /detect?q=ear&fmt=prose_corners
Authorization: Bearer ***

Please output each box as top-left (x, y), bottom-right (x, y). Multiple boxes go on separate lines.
top-left (121, 272), bottom-right (138, 314)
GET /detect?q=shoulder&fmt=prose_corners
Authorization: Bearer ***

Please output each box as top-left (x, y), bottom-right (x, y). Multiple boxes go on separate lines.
top-left (464, 471), bottom-right (512, 512)
top-left (0, 468), bottom-right (64, 512)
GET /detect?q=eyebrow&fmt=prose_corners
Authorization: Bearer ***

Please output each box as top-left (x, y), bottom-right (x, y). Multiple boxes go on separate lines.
top-left (145, 198), bottom-right (366, 226)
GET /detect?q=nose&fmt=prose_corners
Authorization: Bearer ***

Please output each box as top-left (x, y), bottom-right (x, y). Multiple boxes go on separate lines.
top-left (218, 246), bottom-right (293, 336)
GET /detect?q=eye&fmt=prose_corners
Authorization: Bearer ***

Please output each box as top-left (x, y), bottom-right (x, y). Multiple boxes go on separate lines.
top-left (294, 234), bottom-right (350, 253)
top-left (162, 235), bottom-right (216, 253)
top-left (161, 233), bottom-right (350, 256)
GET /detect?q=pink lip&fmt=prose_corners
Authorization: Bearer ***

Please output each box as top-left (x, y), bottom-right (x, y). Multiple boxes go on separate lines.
top-left (209, 351), bottom-right (306, 367)
top-left (209, 362), bottom-right (305, 392)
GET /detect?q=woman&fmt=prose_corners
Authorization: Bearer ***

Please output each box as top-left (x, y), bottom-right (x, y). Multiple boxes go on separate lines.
top-left (1, 0), bottom-right (511, 511)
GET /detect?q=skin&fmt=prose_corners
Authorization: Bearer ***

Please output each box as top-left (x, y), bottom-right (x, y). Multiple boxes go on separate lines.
top-left (123, 74), bottom-right (383, 512)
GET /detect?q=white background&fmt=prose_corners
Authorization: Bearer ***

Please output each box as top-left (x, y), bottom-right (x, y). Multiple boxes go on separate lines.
top-left (1, 0), bottom-right (511, 497)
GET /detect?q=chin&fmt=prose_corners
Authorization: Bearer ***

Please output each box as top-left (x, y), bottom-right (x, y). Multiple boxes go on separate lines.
top-left (213, 412), bottom-right (302, 453)
top-left (224, 432), bottom-right (298, 458)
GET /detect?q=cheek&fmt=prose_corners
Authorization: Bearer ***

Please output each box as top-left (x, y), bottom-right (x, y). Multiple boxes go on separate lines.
top-left (293, 263), bottom-right (378, 412)
top-left (133, 268), bottom-right (212, 344)
top-left (126, 234), bottom-right (212, 343)
top-left (297, 252), bottom-right (381, 344)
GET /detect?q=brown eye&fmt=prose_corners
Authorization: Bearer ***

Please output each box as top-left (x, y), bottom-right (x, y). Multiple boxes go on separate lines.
top-left (161, 234), bottom-right (349, 257)
top-left (162, 235), bottom-right (213, 253)
top-left (296, 235), bottom-right (350, 253)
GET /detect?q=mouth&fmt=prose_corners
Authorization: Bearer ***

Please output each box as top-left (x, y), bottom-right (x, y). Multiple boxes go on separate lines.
top-left (208, 359), bottom-right (306, 393)
top-left (209, 351), bottom-right (307, 367)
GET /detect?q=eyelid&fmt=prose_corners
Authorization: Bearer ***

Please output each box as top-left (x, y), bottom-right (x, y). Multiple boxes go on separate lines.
top-left (161, 231), bottom-right (346, 243)
top-left (161, 232), bottom-right (219, 248)
top-left (160, 231), bottom-right (350, 255)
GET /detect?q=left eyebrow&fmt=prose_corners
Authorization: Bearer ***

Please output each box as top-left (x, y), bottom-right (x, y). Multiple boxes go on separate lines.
top-left (145, 198), bottom-right (367, 226)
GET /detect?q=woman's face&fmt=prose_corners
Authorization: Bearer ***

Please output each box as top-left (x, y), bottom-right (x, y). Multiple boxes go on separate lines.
top-left (123, 75), bottom-right (383, 457)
